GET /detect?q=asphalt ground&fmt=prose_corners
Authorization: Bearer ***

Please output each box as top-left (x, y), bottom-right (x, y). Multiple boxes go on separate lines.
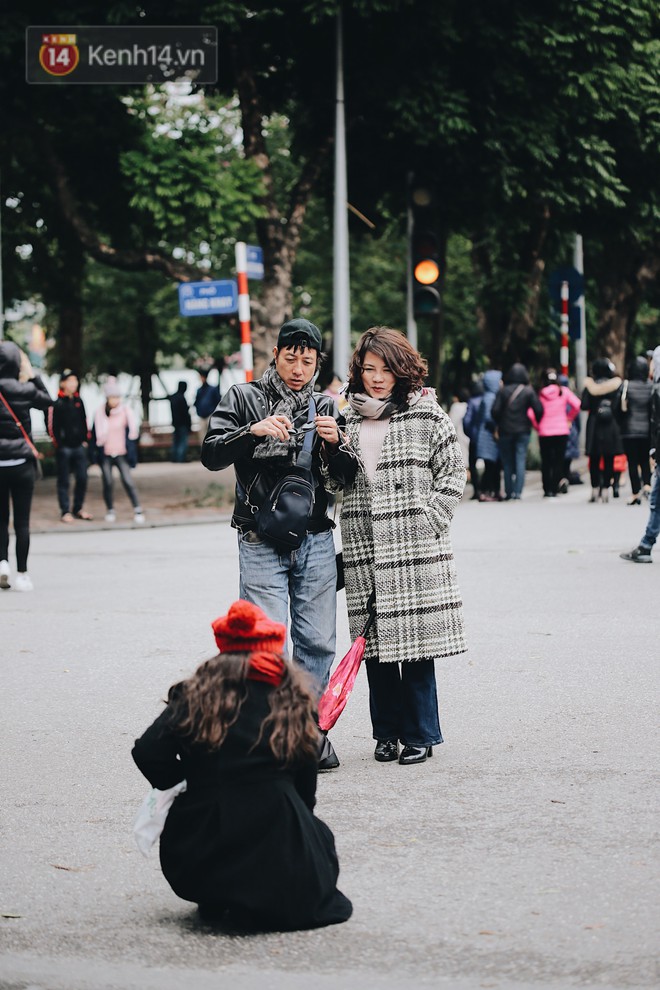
top-left (1, 463), bottom-right (658, 990)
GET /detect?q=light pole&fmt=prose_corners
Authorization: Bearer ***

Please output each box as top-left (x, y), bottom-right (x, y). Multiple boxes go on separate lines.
top-left (333, 7), bottom-right (350, 380)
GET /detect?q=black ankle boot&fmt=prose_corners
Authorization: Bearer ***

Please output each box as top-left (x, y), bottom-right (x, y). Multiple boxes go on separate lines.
top-left (398, 745), bottom-right (433, 765)
top-left (374, 739), bottom-right (398, 762)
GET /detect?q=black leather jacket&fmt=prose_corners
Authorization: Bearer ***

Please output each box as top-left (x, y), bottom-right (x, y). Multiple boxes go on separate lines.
top-left (201, 379), bottom-right (358, 532)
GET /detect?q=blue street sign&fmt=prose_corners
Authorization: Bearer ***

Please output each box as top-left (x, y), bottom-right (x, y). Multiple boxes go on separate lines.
top-left (548, 267), bottom-right (584, 340)
top-left (548, 266), bottom-right (584, 307)
top-left (246, 245), bottom-right (264, 280)
top-left (178, 280), bottom-right (238, 317)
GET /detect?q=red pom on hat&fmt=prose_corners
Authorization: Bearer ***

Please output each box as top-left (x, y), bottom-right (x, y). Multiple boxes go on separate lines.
top-left (212, 600), bottom-right (286, 656)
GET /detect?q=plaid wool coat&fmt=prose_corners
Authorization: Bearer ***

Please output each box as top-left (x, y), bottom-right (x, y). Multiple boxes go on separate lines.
top-left (340, 394), bottom-right (467, 664)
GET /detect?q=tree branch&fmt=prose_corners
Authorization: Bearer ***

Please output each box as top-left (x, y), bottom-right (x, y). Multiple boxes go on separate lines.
top-left (44, 140), bottom-right (208, 282)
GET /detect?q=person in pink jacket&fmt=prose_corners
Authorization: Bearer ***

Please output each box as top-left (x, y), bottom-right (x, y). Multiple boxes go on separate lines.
top-left (528, 369), bottom-right (581, 497)
top-left (93, 378), bottom-right (144, 523)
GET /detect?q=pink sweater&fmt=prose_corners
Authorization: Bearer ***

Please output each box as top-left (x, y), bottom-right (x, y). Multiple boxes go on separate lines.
top-left (528, 385), bottom-right (580, 436)
top-left (94, 403), bottom-right (138, 456)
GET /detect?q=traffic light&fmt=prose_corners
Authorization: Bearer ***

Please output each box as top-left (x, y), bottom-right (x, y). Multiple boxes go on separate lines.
top-left (409, 177), bottom-right (441, 316)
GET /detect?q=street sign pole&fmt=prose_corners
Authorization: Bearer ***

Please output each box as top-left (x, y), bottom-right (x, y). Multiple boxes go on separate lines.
top-left (235, 241), bottom-right (254, 383)
top-left (560, 281), bottom-right (570, 376)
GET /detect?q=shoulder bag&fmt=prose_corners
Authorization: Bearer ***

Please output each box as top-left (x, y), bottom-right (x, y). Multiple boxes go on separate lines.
top-left (0, 390), bottom-right (45, 478)
top-left (254, 397), bottom-right (317, 552)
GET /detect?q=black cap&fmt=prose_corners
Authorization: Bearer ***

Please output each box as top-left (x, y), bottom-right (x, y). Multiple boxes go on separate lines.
top-left (60, 368), bottom-right (77, 380)
top-left (277, 318), bottom-right (322, 353)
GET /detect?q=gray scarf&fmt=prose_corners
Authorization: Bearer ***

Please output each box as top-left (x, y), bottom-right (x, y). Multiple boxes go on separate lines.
top-left (253, 364), bottom-right (316, 463)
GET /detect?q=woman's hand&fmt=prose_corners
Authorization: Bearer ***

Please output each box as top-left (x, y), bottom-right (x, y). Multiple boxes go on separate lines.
top-left (315, 415), bottom-right (340, 447)
top-left (18, 350), bottom-right (34, 383)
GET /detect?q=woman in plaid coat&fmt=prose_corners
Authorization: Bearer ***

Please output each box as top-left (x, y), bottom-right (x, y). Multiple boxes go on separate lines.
top-left (339, 328), bottom-right (467, 765)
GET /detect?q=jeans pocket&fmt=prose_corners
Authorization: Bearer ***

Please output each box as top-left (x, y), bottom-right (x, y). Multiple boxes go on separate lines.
top-left (241, 529), bottom-right (267, 546)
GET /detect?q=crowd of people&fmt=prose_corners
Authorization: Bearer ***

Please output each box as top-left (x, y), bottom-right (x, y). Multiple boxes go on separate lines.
top-left (455, 352), bottom-right (659, 514)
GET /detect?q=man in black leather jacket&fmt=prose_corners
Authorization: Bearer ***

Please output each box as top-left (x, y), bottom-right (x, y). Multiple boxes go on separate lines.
top-left (201, 319), bottom-right (358, 764)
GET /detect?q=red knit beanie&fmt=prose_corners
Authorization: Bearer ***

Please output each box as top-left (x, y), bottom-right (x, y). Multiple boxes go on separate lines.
top-left (212, 600), bottom-right (286, 655)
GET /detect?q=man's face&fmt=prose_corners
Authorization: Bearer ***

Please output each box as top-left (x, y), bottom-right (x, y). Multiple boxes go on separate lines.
top-left (62, 376), bottom-right (78, 396)
top-left (273, 346), bottom-right (317, 391)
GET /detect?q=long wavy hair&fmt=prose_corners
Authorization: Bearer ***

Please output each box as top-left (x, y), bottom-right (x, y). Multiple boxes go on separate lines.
top-left (346, 326), bottom-right (428, 407)
top-left (167, 653), bottom-right (319, 765)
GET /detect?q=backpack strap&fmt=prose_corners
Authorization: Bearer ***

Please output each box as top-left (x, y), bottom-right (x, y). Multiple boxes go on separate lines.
top-left (295, 396), bottom-right (317, 472)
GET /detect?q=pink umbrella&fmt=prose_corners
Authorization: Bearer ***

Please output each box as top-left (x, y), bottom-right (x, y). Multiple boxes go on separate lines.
top-left (318, 592), bottom-right (376, 731)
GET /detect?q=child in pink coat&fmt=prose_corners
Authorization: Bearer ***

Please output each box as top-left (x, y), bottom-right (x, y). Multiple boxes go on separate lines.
top-left (528, 369), bottom-right (581, 497)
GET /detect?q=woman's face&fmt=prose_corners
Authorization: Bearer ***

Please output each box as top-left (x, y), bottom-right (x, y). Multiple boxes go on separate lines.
top-left (107, 395), bottom-right (121, 409)
top-left (361, 350), bottom-right (396, 399)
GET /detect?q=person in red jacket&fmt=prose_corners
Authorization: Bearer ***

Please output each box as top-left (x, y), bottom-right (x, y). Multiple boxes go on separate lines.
top-left (528, 369), bottom-right (581, 497)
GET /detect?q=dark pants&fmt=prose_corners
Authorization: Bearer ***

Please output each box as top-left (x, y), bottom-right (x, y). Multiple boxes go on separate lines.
top-left (623, 437), bottom-right (651, 495)
top-left (468, 439), bottom-right (480, 496)
top-left (365, 658), bottom-right (443, 748)
top-left (539, 435), bottom-right (568, 495)
top-left (589, 452), bottom-right (614, 490)
top-left (0, 461), bottom-right (35, 572)
top-left (56, 445), bottom-right (88, 515)
top-left (171, 426), bottom-right (190, 463)
top-left (100, 456), bottom-right (141, 510)
top-left (481, 458), bottom-right (501, 496)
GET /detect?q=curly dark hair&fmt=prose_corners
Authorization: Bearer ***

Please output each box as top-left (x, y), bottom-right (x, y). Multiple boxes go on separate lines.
top-left (346, 327), bottom-right (428, 406)
top-left (168, 653), bottom-right (319, 765)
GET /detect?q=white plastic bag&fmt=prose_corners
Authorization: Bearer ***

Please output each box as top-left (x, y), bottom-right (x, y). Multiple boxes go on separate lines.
top-left (133, 780), bottom-right (187, 857)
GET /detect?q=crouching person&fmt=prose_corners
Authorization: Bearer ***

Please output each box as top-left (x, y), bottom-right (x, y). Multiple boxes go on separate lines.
top-left (132, 600), bottom-right (353, 931)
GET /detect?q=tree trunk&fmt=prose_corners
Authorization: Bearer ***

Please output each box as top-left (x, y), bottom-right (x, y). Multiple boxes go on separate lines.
top-left (595, 255), bottom-right (660, 375)
top-left (54, 235), bottom-right (85, 372)
top-left (135, 308), bottom-right (158, 422)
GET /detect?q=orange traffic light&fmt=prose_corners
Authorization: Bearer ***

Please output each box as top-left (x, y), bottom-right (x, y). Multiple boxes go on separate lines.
top-left (414, 259), bottom-right (440, 285)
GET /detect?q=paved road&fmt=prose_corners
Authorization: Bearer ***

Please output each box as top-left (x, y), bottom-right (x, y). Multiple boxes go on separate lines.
top-left (1, 479), bottom-right (657, 990)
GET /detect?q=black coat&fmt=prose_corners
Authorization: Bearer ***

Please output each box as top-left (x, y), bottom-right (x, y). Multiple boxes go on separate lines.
top-left (0, 342), bottom-right (52, 462)
top-left (492, 366), bottom-right (543, 435)
top-left (581, 377), bottom-right (624, 456)
top-left (619, 379), bottom-right (652, 439)
top-left (201, 379), bottom-right (358, 532)
top-left (132, 681), bottom-right (352, 931)
top-left (48, 394), bottom-right (89, 448)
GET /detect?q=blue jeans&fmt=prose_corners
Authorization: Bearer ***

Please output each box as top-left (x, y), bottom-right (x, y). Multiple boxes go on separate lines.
top-left (56, 446), bottom-right (88, 515)
top-left (499, 432), bottom-right (530, 498)
top-left (641, 464), bottom-right (660, 550)
top-left (238, 529), bottom-right (337, 691)
top-left (365, 658), bottom-right (443, 748)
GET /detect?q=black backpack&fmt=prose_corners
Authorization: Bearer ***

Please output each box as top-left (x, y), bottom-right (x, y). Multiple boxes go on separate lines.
top-left (254, 398), bottom-right (317, 552)
top-left (596, 398), bottom-right (613, 424)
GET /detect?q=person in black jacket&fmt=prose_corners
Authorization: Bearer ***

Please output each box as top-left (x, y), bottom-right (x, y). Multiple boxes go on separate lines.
top-left (201, 319), bottom-right (358, 769)
top-left (47, 369), bottom-right (93, 522)
top-left (619, 356), bottom-right (652, 504)
top-left (581, 358), bottom-right (624, 503)
top-left (0, 342), bottom-right (52, 592)
top-left (132, 599), bottom-right (352, 931)
top-left (620, 345), bottom-right (660, 563)
top-left (168, 381), bottom-right (192, 463)
top-left (491, 363), bottom-right (543, 500)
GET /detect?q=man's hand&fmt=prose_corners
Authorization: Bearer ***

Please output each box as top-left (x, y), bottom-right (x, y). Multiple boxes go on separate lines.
top-left (249, 415), bottom-right (293, 442)
top-left (315, 415), bottom-right (340, 447)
